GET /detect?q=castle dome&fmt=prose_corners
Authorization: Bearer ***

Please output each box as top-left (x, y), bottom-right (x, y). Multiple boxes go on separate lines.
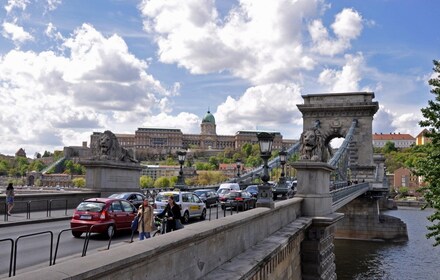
top-left (202, 110), bottom-right (215, 124)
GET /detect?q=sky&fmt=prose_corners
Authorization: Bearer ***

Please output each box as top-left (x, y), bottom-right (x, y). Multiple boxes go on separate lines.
top-left (0, 0), bottom-right (439, 157)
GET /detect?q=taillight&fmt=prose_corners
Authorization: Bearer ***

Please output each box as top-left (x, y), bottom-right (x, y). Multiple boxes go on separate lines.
top-left (100, 210), bottom-right (106, 220)
top-left (235, 197), bottom-right (244, 201)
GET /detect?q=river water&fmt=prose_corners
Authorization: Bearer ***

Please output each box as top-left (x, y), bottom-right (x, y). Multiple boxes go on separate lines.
top-left (334, 207), bottom-right (439, 280)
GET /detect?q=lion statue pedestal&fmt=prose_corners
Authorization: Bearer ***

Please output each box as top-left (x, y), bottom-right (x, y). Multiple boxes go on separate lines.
top-left (81, 130), bottom-right (141, 197)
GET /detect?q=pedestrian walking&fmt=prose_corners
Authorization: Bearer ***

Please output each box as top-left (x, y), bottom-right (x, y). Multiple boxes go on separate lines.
top-left (6, 183), bottom-right (14, 216)
top-left (137, 199), bottom-right (154, 240)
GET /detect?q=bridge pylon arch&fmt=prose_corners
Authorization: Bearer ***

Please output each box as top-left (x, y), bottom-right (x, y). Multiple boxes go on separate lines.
top-left (297, 92), bottom-right (379, 181)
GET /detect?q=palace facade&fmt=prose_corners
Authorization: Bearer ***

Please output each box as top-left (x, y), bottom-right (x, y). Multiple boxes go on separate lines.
top-left (91, 111), bottom-right (297, 160)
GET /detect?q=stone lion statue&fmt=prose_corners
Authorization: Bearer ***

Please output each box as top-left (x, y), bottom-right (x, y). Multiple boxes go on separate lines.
top-left (299, 128), bottom-right (332, 162)
top-left (93, 130), bottom-right (137, 163)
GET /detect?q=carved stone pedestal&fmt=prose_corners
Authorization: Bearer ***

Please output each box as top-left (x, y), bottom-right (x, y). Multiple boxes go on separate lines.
top-left (81, 160), bottom-right (142, 197)
top-left (293, 161), bottom-right (335, 217)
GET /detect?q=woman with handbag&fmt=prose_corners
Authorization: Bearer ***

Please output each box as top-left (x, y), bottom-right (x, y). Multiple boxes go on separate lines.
top-left (157, 195), bottom-right (182, 232)
top-left (137, 199), bottom-right (154, 240)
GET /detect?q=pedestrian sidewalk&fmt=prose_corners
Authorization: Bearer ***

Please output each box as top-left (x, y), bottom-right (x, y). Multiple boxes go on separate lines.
top-left (0, 209), bottom-right (74, 228)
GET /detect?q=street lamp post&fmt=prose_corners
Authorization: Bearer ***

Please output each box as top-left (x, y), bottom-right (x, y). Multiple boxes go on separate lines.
top-left (175, 150), bottom-right (187, 190)
top-left (278, 148), bottom-right (287, 184)
top-left (236, 159), bottom-right (241, 180)
top-left (256, 132), bottom-right (275, 208)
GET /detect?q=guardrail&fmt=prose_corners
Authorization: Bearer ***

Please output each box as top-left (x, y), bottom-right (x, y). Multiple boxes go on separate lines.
top-left (3, 199), bottom-right (69, 222)
top-left (53, 225), bottom-right (89, 265)
top-left (82, 222), bottom-right (115, 257)
top-left (0, 238), bottom-right (14, 277)
top-left (13, 231), bottom-right (53, 276)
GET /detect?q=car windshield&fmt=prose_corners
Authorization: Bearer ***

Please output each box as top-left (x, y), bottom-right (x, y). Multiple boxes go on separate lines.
top-left (77, 201), bottom-right (105, 212)
top-left (156, 193), bottom-right (180, 203)
top-left (194, 191), bottom-right (207, 196)
top-left (108, 193), bottom-right (128, 199)
top-left (246, 186), bottom-right (258, 191)
top-left (218, 189), bottom-right (230, 195)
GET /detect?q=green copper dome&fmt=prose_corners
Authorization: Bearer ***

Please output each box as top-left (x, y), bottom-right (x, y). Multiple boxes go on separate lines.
top-left (202, 110), bottom-right (215, 124)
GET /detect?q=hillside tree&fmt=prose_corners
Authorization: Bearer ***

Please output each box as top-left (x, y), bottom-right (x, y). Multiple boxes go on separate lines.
top-left (417, 59), bottom-right (440, 246)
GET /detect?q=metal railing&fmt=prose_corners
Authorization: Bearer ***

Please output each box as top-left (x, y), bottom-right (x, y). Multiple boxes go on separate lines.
top-left (13, 231), bottom-right (53, 276)
top-left (3, 199), bottom-right (69, 221)
top-left (0, 238), bottom-right (14, 277)
top-left (53, 225), bottom-right (89, 265)
top-left (82, 222), bottom-right (115, 257)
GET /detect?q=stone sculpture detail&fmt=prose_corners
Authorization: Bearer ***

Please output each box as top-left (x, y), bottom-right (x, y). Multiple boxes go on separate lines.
top-left (93, 130), bottom-right (137, 163)
top-left (299, 128), bottom-right (331, 162)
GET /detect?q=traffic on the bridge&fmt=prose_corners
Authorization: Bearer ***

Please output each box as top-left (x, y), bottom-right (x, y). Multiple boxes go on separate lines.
top-left (0, 182), bottom-right (297, 278)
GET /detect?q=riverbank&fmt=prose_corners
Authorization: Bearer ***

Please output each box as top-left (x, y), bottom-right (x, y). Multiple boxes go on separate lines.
top-left (395, 199), bottom-right (426, 208)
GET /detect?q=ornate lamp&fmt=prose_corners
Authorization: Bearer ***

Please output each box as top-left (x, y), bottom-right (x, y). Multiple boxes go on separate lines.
top-left (279, 148), bottom-right (287, 183)
top-left (256, 132), bottom-right (275, 208)
top-left (176, 150), bottom-right (187, 190)
top-left (236, 159), bottom-right (241, 178)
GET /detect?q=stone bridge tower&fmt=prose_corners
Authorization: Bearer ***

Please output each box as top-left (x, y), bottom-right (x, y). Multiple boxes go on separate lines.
top-left (297, 92), bottom-right (379, 181)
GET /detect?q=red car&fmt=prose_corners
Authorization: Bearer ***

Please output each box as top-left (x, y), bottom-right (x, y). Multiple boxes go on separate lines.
top-left (70, 198), bottom-right (137, 238)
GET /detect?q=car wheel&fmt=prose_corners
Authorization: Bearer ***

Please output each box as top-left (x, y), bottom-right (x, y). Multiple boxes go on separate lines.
top-left (72, 231), bottom-right (82, 238)
top-left (107, 224), bottom-right (115, 238)
top-left (200, 208), bottom-right (206, 220)
top-left (183, 211), bottom-right (190, 224)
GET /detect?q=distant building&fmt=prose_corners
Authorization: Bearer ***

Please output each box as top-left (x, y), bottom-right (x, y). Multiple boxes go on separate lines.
top-left (372, 133), bottom-right (415, 148)
top-left (91, 110), bottom-right (297, 160)
top-left (415, 129), bottom-right (432, 145)
top-left (140, 164), bottom-right (196, 181)
top-left (393, 167), bottom-right (422, 196)
top-left (15, 148), bottom-right (26, 158)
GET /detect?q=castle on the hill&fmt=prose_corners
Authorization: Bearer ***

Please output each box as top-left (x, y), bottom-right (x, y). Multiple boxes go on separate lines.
top-left (91, 111), bottom-right (297, 160)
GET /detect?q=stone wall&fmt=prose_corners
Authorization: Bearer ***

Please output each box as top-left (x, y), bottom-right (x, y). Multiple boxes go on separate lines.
top-left (335, 195), bottom-right (408, 242)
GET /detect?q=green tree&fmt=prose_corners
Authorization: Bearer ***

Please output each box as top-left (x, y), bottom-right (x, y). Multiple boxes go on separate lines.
top-left (154, 177), bottom-right (170, 188)
top-left (242, 143), bottom-right (253, 157)
top-left (0, 160), bottom-right (9, 176)
top-left (72, 177), bottom-right (86, 188)
top-left (383, 141), bottom-right (398, 153)
top-left (42, 151), bottom-right (53, 157)
top-left (140, 175), bottom-right (154, 188)
top-left (416, 59), bottom-right (440, 246)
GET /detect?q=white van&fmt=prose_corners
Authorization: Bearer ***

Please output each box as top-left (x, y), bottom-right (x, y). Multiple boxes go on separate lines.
top-left (217, 183), bottom-right (240, 193)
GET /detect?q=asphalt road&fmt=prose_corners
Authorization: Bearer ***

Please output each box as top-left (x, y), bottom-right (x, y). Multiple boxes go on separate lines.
top-left (0, 205), bottom-right (237, 277)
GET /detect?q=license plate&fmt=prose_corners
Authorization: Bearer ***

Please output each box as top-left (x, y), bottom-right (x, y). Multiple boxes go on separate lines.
top-left (80, 215), bottom-right (92, 220)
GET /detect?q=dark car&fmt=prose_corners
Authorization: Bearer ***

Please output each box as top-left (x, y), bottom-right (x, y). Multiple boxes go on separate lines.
top-left (194, 189), bottom-right (219, 207)
top-left (70, 198), bottom-right (137, 238)
top-left (245, 185), bottom-right (258, 197)
top-left (221, 190), bottom-right (256, 211)
top-left (108, 192), bottom-right (146, 208)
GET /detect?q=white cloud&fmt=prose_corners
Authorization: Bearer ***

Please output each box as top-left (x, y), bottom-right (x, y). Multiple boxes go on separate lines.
top-left (373, 105), bottom-right (422, 136)
top-left (46, 0), bottom-right (61, 12)
top-left (139, 0), bottom-right (319, 84)
top-left (318, 53), bottom-right (364, 92)
top-left (2, 21), bottom-right (33, 45)
top-left (45, 22), bottom-right (64, 41)
top-left (141, 112), bottom-right (200, 134)
top-left (0, 24), bottom-right (174, 156)
top-left (309, 8), bottom-right (363, 56)
top-left (215, 83), bottom-right (304, 136)
top-left (4, 0), bottom-right (29, 14)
